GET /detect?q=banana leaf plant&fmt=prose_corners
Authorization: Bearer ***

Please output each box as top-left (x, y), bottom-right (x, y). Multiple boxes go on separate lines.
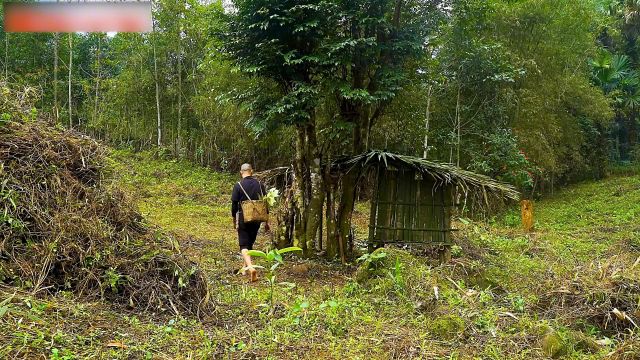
top-left (245, 247), bottom-right (302, 312)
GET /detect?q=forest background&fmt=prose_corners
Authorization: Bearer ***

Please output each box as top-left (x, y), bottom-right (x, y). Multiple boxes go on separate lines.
top-left (1, 0), bottom-right (638, 200)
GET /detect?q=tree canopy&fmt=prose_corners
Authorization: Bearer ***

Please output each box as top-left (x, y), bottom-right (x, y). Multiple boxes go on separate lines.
top-left (1, 0), bottom-right (637, 255)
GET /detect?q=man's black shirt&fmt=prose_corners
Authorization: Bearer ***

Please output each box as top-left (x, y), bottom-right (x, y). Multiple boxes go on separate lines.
top-left (231, 176), bottom-right (266, 218)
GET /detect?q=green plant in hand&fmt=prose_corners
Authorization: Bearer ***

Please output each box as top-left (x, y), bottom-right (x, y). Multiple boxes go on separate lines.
top-left (245, 247), bottom-right (302, 313)
top-left (264, 188), bottom-right (280, 207)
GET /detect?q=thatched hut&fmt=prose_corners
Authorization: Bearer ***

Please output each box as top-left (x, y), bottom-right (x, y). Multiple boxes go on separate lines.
top-left (334, 150), bottom-right (520, 260)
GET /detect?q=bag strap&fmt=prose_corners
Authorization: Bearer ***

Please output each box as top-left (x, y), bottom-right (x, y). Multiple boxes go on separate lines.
top-left (238, 179), bottom-right (265, 200)
top-left (237, 182), bottom-right (253, 201)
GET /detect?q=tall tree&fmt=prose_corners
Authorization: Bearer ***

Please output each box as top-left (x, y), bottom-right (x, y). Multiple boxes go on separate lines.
top-left (226, 0), bottom-right (442, 258)
top-left (154, 40), bottom-right (162, 148)
top-left (323, 0), bottom-right (441, 258)
top-left (595, 0), bottom-right (640, 161)
top-left (93, 34), bottom-right (102, 127)
top-left (68, 33), bottom-right (73, 128)
top-left (226, 0), bottom-right (331, 256)
top-left (53, 32), bottom-right (59, 122)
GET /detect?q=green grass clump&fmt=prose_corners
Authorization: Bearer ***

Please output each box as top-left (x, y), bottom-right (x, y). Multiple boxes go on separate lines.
top-left (427, 314), bottom-right (465, 340)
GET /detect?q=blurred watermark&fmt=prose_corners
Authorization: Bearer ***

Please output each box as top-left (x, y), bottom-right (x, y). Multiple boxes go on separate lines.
top-left (4, 1), bottom-right (152, 33)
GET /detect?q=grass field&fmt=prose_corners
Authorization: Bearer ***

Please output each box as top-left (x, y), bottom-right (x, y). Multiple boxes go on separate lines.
top-left (1, 150), bottom-right (639, 359)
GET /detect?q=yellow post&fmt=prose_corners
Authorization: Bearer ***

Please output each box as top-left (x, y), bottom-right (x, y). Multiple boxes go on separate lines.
top-left (521, 200), bottom-right (534, 232)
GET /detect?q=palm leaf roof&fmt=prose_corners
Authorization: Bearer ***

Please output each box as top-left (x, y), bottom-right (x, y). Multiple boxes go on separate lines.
top-left (333, 150), bottom-right (520, 201)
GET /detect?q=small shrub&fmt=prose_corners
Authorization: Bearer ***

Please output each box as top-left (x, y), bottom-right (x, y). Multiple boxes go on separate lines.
top-left (247, 247), bottom-right (302, 312)
top-left (502, 210), bottom-right (521, 228)
top-left (451, 245), bottom-right (463, 258)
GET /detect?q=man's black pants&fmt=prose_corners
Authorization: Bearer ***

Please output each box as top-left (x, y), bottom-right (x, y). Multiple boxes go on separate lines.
top-left (237, 215), bottom-right (261, 250)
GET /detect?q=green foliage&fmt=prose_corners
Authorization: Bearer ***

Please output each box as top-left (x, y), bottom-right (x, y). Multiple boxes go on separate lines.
top-left (263, 188), bottom-right (280, 207)
top-left (1, 0), bottom-right (627, 192)
top-left (0, 113), bottom-right (11, 126)
top-left (509, 294), bottom-right (526, 313)
top-left (467, 128), bottom-right (539, 190)
top-left (356, 250), bottom-right (388, 265)
top-left (247, 247), bottom-right (302, 311)
top-left (450, 244), bottom-right (463, 258)
top-left (224, 0), bottom-right (330, 128)
top-left (355, 249), bottom-right (388, 283)
top-left (103, 268), bottom-right (129, 294)
top-left (163, 319), bottom-right (176, 334)
top-left (0, 165), bottom-right (23, 232)
top-left (387, 257), bottom-right (405, 294)
top-left (376, 0), bottom-right (615, 189)
top-left (50, 348), bottom-right (74, 360)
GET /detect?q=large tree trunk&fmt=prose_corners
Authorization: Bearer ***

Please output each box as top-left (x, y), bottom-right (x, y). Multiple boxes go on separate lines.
top-left (627, 110), bottom-right (638, 159)
top-left (324, 171), bottom-right (338, 257)
top-left (291, 121), bottom-right (325, 257)
top-left (332, 151), bottom-right (363, 260)
top-left (423, 85), bottom-right (432, 158)
top-left (456, 85), bottom-right (462, 167)
top-left (332, 172), bottom-right (356, 262)
top-left (176, 5), bottom-right (183, 157)
top-left (328, 109), bottom-right (371, 261)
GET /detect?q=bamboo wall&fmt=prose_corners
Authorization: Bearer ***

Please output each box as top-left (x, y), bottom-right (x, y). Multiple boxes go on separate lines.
top-left (368, 167), bottom-right (454, 248)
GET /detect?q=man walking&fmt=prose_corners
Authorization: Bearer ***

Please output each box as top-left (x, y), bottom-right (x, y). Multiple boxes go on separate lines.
top-left (231, 163), bottom-right (268, 282)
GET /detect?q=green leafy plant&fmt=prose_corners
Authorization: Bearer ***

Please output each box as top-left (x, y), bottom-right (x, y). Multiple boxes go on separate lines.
top-left (51, 348), bottom-right (74, 360)
top-left (229, 340), bottom-right (246, 352)
top-left (451, 245), bottom-right (463, 258)
top-left (474, 311), bottom-right (498, 336)
top-left (246, 247), bottom-right (302, 312)
top-left (0, 113), bottom-right (10, 126)
top-left (0, 292), bottom-right (15, 319)
top-left (290, 298), bottom-right (310, 325)
top-left (509, 294), bottom-right (526, 313)
top-left (103, 268), bottom-right (128, 293)
top-left (163, 319), bottom-right (176, 334)
top-left (356, 250), bottom-right (388, 267)
top-left (387, 257), bottom-right (405, 294)
top-left (264, 188), bottom-right (280, 207)
top-left (318, 299), bottom-right (349, 336)
top-left (175, 265), bottom-right (197, 288)
top-left (502, 211), bottom-right (521, 228)
top-left (0, 172), bottom-right (23, 231)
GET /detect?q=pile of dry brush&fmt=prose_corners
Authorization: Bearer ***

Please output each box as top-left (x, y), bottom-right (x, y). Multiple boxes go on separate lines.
top-left (540, 254), bottom-right (640, 335)
top-left (0, 83), bottom-right (210, 316)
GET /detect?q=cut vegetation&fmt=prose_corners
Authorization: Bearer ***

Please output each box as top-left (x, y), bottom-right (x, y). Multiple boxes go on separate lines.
top-left (0, 86), bottom-right (210, 319)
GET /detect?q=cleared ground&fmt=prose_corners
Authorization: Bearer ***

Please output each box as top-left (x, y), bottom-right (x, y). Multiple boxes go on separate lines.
top-left (1, 150), bottom-right (639, 359)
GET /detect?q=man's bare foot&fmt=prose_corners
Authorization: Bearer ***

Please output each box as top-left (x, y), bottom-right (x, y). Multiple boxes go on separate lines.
top-left (248, 268), bottom-right (258, 282)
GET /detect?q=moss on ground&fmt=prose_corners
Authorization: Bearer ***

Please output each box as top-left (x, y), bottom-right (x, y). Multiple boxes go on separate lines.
top-left (427, 314), bottom-right (465, 340)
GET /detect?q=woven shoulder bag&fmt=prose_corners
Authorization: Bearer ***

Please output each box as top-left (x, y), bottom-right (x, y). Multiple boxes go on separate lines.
top-left (238, 181), bottom-right (269, 223)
